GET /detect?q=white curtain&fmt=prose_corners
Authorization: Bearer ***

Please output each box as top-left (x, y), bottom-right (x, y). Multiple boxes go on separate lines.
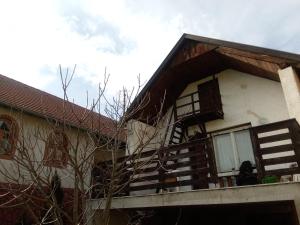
top-left (234, 130), bottom-right (255, 166)
top-left (214, 133), bottom-right (235, 172)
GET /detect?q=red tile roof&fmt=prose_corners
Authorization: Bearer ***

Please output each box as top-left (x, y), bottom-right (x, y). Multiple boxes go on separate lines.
top-left (0, 74), bottom-right (124, 141)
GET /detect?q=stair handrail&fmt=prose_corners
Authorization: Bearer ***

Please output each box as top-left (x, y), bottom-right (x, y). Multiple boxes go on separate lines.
top-left (162, 106), bottom-right (175, 147)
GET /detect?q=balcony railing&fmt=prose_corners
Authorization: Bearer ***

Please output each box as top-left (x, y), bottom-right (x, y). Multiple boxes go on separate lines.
top-left (175, 91), bottom-right (202, 120)
top-left (91, 119), bottom-right (300, 198)
top-left (174, 90), bottom-right (223, 124)
top-left (251, 119), bottom-right (300, 179)
top-left (91, 138), bottom-right (217, 197)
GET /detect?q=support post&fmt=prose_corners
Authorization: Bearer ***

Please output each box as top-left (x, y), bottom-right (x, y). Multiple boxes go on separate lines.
top-left (278, 67), bottom-right (300, 124)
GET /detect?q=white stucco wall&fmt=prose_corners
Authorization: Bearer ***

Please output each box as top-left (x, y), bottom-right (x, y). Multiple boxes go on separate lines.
top-left (178, 69), bottom-right (290, 134)
top-left (126, 106), bottom-right (176, 154)
top-left (0, 106), bottom-right (94, 189)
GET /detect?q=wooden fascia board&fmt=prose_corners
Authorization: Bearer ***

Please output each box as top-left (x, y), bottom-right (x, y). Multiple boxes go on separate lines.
top-left (185, 33), bottom-right (300, 63)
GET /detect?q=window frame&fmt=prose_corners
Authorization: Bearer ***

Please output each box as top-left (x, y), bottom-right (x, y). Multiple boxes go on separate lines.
top-left (43, 129), bottom-right (69, 168)
top-left (0, 115), bottom-right (18, 160)
top-left (211, 124), bottom-right (255, 176)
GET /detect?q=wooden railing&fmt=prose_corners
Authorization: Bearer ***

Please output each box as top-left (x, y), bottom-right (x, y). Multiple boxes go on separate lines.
top-left (175, 91), bottom-right (201, 120)
top-left (130, 139), bottom-right (217, 193)
top-left (251, 119), bottom-right (300, 179)
top-left (91, 119), bottom-right (300, 198)
top-left (91, 138), bottom-right (217, 197)
top-left (174, 90), bottom-right (223, 123)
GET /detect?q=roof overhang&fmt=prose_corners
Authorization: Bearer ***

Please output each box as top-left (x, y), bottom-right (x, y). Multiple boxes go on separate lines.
top-left (128, 34), bottom-right (300, 124)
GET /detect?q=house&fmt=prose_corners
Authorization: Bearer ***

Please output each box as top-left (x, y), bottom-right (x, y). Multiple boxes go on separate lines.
top-left (0, 74), bottom-right (122, 224)
top-left (90, 34), bottom-right (300, 225)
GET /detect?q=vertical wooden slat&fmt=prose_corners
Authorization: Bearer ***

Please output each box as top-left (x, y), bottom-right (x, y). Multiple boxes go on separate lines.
top-left (289, 120), bottom-right (300, 165)
top-left (249, 127), bottom-right (265, 178)
top-left (219, 177), bottom-right (224, 188)
top-left (206, 136), bottom-right (218, 183)
top-left (191, 93), bottom-right (195, 115)
top-left (227, 176), bottom-right (233, 187)
top-left (157, 149), bottom-right (165, 192)
top-left (162, 106), bottom-right (175, 147)
top-left (173, 102), bottom-right (178, 122)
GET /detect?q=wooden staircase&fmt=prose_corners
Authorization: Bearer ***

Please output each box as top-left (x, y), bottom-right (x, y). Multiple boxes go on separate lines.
top-left (168, 121), bottom-right (185, 145)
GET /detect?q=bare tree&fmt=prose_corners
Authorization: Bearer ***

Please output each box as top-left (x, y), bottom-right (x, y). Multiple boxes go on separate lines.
top-left (0, 66), bottom-right (166, 225)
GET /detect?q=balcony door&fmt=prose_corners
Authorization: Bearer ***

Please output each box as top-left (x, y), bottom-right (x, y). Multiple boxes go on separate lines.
top-left (198, 79), bottom-right (221, 113)
top-left (212, 128), bottom-right (255, 174)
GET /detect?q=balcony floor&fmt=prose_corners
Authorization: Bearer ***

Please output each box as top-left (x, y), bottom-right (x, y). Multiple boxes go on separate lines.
top-left (90, 182), bottom-right (300, 210)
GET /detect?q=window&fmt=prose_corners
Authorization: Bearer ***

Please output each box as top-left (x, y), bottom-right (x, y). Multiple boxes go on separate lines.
top-left (198, 79), bottom-right (222, 113)
top-left (44, 130), bottom-right (69, 168)
top-left (213, 128), bottom-right (255, 173)
top-left (0, 115), bottom-right (18, 159)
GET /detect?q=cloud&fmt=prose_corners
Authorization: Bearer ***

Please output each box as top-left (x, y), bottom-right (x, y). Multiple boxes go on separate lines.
top-left (0, 0), bottom-right (299, 108)
top-left (61, 5), bottom-right (135, 54)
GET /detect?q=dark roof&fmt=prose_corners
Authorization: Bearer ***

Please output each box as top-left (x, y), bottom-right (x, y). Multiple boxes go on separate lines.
top-left (129, 33), bottom-right (300, 123)
top-left (0, 74), bottom-right (122, 140)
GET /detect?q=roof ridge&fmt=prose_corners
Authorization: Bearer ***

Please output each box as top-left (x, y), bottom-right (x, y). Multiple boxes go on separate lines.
top-left (183, 33), bottom-right (300, 60)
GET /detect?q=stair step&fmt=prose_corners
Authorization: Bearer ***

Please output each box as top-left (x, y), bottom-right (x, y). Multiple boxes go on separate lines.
top-left (174, 132), bottom-right (182, 137)
top-left (174, 134), bottom-right (183, 138)
top-left (172, 136), bottom-right (181, 140)
top-left (174, 122), bottom-right (184, 127)
top-left (176, 127), bottom-right (184, 131)
top-left (174, 128), bottom-right (183, 132)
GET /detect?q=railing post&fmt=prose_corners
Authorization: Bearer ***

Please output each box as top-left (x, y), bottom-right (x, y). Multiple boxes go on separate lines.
top-left (289, 120), bottom-right (300, 166)
top-left (157, 148), bottom-right (166, 193)
top-left (191, 93), bottom-right (195, 115)
top-left (173, 103), bottom-right (178, 122)
top-left (206, 137), bottom-right (218, 184)
top-left (249, 127), bottom-right (265, 179)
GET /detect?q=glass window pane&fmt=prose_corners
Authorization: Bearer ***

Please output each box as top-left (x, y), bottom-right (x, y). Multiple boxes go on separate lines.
top-left (0, 120), bottom-right (11, 154)
top-left (214, 134), bottom-right (235, 172)
top-left (234, 130), bottom-right (255, 166)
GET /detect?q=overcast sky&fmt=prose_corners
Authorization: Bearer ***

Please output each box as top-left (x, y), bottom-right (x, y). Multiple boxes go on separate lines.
top-left (1, 0), bottom-right (300, 107)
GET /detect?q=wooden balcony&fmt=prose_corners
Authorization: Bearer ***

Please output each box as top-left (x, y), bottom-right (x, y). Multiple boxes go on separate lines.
top-left (174, 80), bottom-right (223, 125)
top-left (91, 119), bottom-right (300, 198)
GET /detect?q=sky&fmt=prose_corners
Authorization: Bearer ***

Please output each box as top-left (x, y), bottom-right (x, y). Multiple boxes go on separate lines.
top-left (0, 0), bottom-right (300, 107)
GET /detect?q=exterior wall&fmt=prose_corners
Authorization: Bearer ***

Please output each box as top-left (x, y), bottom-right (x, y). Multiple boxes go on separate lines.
top-left (127, 108), bottom-right (174, 154)
top-left (0, 106), bottom-right (94, 189)
top-left (127, 119), bottom-right (158, 155)
top-left (178, 69), bottom-right (290, 134)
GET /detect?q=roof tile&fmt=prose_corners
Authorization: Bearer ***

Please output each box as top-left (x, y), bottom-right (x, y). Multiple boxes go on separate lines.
top-left (0, 74), bottom-right (124, 141)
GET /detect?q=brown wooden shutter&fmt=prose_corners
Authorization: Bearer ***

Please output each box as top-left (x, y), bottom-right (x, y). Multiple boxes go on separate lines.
top-left (198, 79), bottom-right (222, 113)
